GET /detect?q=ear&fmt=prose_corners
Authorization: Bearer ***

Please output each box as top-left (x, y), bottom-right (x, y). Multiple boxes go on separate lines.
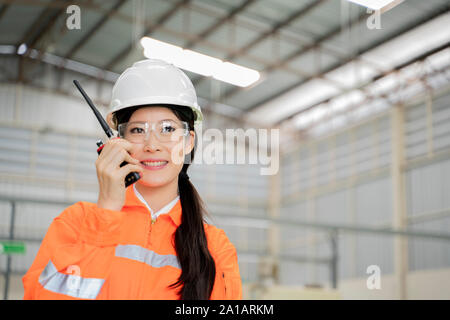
top-left (185, 130), bottom-right (195, 155)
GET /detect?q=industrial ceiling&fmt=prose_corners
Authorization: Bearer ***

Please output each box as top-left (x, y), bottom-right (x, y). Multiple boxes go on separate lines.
top-left (0, 0), bottom-right (449, 131)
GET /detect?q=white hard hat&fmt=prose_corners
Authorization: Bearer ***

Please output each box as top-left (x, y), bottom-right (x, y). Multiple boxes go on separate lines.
top-left (106, 59), bottom-right (203, 130)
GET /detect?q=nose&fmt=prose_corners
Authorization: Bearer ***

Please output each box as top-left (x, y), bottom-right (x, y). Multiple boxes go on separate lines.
top-left (143, 130), bottom-right (161, 152)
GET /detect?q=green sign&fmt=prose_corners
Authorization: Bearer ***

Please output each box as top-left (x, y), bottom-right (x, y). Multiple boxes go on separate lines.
top-left (0, 241), bottom-right (26, 255)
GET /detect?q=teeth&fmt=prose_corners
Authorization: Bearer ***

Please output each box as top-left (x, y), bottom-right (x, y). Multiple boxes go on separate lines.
top-left (142, 161), bottom-right (167, 167)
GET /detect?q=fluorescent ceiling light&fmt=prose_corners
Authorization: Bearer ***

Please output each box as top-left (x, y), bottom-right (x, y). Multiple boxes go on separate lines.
top-left (140, 36), bottom-right (260, 87)
top-left (141, 37), bottom-right (182, 65)
top-left (347, 0), bottom-right (402, 11)
top-left (214, 61), bottom-right (260, 87)
top-left (178, 49), bottom-right (221, 77)
top-left (0, 45), bottom-right (15, 54)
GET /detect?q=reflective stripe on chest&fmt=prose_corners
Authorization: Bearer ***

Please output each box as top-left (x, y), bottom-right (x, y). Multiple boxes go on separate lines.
top-left (115, 244), bottom-right (180, 269)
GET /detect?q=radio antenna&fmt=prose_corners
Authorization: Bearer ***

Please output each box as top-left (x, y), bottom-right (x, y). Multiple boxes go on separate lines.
top-left (73, 80), bottom-right (114, 138)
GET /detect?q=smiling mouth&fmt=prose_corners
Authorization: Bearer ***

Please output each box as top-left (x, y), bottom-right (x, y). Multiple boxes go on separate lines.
top-left (141, 161), bottom-right (169, 168)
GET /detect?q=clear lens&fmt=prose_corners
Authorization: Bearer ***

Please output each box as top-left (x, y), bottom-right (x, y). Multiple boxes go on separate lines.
top-left (118, 120), bottom-right (189, 143)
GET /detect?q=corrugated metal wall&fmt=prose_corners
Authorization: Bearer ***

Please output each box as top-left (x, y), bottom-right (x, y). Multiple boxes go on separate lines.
top-left (405, 90), bottom-right (450, 272)
top-left (280, 86), bottom-right (450, 286)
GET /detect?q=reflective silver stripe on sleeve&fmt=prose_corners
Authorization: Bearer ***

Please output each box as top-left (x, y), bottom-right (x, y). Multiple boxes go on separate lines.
top-left (115, 244), bottom-right (181, 269)
top-left (38, 260), bottom-right (105, 299)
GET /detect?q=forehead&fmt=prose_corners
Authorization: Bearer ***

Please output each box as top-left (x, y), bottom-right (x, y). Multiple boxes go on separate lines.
top-left (129, 106), bottom-right (177, 122)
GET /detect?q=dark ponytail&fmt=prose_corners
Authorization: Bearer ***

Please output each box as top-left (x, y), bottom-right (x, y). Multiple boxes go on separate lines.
top-left (113, 105), bottom-right (216, 300)
top-left (171, 162), bottom-right (216, 299)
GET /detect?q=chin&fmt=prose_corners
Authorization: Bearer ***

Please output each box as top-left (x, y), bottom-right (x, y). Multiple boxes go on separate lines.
top-left (137, 176), bottom-right (173, 187)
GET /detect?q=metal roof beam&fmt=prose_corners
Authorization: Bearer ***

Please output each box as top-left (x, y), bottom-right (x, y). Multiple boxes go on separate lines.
top-left (183, 0), bottom-right (257, 49)
top-left (14, 3), bottom-right (63, 82)
top-left (226, 0), bottom-right (326, 61)
top-left (216, 9), bottom-right (369, 105)
top-left (191, 0), bottom-right (327, 86)
top-left (65, 0), bottom-right (128, 60)
top-left (0, 3), bottom-right (10, 21)
top-left (17, 2), bottom-right (69, 52)
top-left (16, 5), bottom-right (54, 48)
top-left (265, 7), bottom-right (450, 124)
top-left (103, 0), bottom-right (191, 71)
top-left (280, 42), bottom-right (450, 130)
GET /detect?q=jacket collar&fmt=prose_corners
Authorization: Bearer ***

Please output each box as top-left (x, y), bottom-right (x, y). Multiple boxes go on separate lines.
top-left (124, 185), bottom-right (182, 227)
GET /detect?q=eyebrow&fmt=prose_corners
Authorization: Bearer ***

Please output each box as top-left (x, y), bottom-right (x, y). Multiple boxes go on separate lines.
top-left (130, 118), bottom-right (178, 123)
top-left (160, 118), bottom-right (178, 122)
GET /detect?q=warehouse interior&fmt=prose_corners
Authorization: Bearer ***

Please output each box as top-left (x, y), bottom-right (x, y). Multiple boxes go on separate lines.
top-left (0, 0), bottom-right (450, 300)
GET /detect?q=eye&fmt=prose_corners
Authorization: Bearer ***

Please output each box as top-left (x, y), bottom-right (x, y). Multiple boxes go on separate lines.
top-left (161, 124), bottom-right (176, 133)
top-left (130, 127), bottom-right (145, 134)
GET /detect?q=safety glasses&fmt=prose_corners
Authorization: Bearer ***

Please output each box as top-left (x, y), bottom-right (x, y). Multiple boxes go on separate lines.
top-left (118, 120), bottom-right (189, 143)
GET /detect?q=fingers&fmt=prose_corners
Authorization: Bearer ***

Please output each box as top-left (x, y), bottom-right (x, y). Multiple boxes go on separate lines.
top-left (123, 150), bottom-right (140, 165)
top-left (102, 138), bottom-right (135, 158)
top-left (97, 138), bottom-right (139, 170)
top-left (118, 163), bottom-right (144, 179)
top-left (95, 138), bottom-right (141, 210)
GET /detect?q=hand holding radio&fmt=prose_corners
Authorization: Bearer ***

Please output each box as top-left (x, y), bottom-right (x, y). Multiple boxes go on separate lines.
top-left (73, 79), bottom-right (143, 211)
top-left (95, 138), bottom-right (144, 211)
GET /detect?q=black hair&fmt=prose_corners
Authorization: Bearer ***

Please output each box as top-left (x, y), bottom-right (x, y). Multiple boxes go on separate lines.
top-left (112, 105), bottom-right (216, 300)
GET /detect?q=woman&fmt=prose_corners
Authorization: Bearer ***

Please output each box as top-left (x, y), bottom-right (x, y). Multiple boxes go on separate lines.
top-left (22, 59), bottom-right (242, 300)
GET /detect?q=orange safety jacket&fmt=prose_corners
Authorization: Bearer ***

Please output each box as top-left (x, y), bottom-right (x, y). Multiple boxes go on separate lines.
top-left (22, 185), bottom-right (242, 300)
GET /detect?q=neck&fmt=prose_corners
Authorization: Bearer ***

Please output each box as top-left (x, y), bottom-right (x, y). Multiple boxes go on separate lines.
top-left (135, 178), bottom-right (179, 213)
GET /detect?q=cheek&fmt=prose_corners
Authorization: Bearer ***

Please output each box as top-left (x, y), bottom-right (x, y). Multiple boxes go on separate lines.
top-left (168, 141), bottom-right (186, 166)
top-left (129, 146), bottom-right (140, 159)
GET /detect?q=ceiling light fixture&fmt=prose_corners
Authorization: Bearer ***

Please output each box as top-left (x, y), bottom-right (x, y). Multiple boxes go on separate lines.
top-left (17, 43), bottom-right (27, 55)
top-left (140, 36), bottom-right (260, 87)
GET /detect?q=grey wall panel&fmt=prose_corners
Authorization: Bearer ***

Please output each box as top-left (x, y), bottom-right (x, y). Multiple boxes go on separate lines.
top-left (0, 254), bottom-right (6, 274)
top-left (408, 217), bottom-right (450, 271)
top-left (355, 234), bottom-right (394, 277)
top-left (279, 261), bottom-right (310, 286)
top-left (0, 85), bottom-right (16, 121)
top-left (315, 232), bottom-right (354, 280)
top-left (237, 260), bottom-right (259, 283)
top-left (13, 203), bottom-right (66, 240)
top-left (313, 264), bottom-right (332, 287)
top-left (207, 202), bottom-right (266, 218)
top-left (0, 201), bottom-right (11, 238)
top-left (10, 242), bottom-right (40, 274)
top-left (355, 177), bottom-right (392, 225)
top-left (406, 159), bottom-right (450, 217)
top-left (280, 200), bottom-right (308, 220)
top-left (0, 84), bottom-right (105, 135)
top-left (316, 189), bottom-right (350, 225)
top-left (279, 225), bottom-right (309, 257)
top-left (0, 181), bottom-right (70, 202)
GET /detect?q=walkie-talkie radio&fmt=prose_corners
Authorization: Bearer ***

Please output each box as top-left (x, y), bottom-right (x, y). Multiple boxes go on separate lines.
top-left (73, 80), bottom-right (140, 187)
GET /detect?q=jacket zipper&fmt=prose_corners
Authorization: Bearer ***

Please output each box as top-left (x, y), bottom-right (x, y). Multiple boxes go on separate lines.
top-left (222, 272), bottom-right (227, 297)
top-left (148, 216), bottom-right (154, 246)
